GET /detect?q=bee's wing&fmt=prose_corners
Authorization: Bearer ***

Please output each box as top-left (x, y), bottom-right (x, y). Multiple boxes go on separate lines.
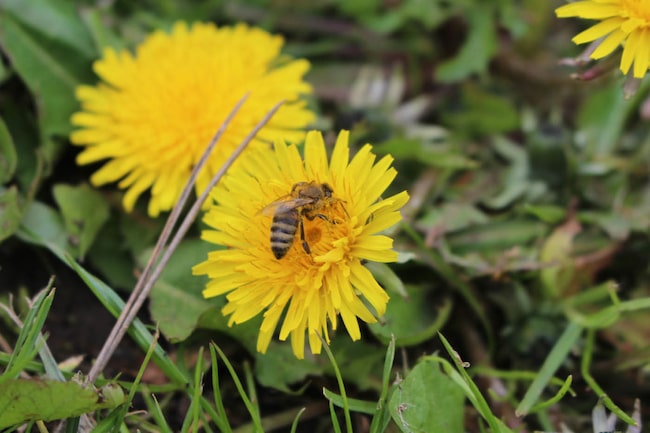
top-left (261, 198), bottom-right (312, 216)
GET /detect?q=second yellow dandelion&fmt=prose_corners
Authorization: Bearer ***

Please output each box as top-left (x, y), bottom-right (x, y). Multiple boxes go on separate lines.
top-left (70, 21), bottom-right (315, 217)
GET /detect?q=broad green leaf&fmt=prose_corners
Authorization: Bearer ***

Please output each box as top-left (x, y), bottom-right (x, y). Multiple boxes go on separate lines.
top-left (0, 186), bottom-right (21, 242)
top-left (0, 379), bottom-right (125, 428)
top-left (398, 0), bottom-right (458, 30)
top-left (368, 285), bottom-right (452, 346)
top-left (52, 183), bottom-right (110, 259)
top-left (87, 216), bottom-right (137, 290)
top-left (417, 203), bottom-right (489, 233)
top-left (0, 117), bottom-right (17, 183)
top-left (389, 360), bottom-right (465, 433)
top-left (0, 13), bottom-right (91, 135)
top-left (436, 5), bottom-right (498, 82)
top-left (577, 81), bottom-right (628, 158)
top-left (378, 138), bottom-right (477, 169)
top-left (122, 212), bottom-right (166, 257)
top-left (149, 239), bottom-right (215, 342)
top-left (580, 211), bottom-right (631, 241)
top-left (0, 57), bottom-right (9, 83)
top-left (366, 261), bottom-right (408, 298)
top-left (336, 0), bottom-right (380, 17)
top-left (0, 0), bottom-right (95, 58)
top-left (443, 84), bottom-right (520, 137)
top-left (447, 219), bottom-right (546, 255)
top-left (19, 201), bottom-right (69, 254)
top-left (328, 337), bottom-right (385, 391)
top-left (0, 98), bottom-right (41, 192)
top-left (255, 345), bottom-right (321, 392)
top-left (362, 0), bottom-right (459, 33)
top-left (523, 204), bottom-right (566, 224)
top-left (482, 137), bottom-right (530, 209)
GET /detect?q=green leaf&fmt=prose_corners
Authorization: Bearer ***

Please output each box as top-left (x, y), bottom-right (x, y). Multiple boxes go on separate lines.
top-left (389, 360), bottom-right (465, 433)
top-left (436, 5), bottom-right (498, 82)
top-left (417, 203), bottom-right (489, 233)
top-left (378, 138), bottom-right (477, 169)
top-left (255, 345), bottom-right (321, 392)
top-left (86, 216), bottom-right (137, 290)
top-left (523, 204), bottom-right (566, 224)
top-left (336, 0), bottom-right (380, 17)
top-left (580, 210), bottom-right (631, 241)
top-left (323, 389), bottom-right (377, 414)
top-left (0, 0), bottom-right (95, 58)
top-left (366, 261), bottom-right (408, 298)
top-left (0, 186), bottom-right (21, 242)
top-left (443, 84), bottom-right (520, 137)
top-left (577, 81), bottom-right (628, 158)
top-left (0, 379), bottom-right (125, 428)
top-left (0, 98), bottom-right (41, 192)
top-left (482, 137), bottom-right (530, 209)
top-left (0, 13), bottom-right (91, 135)
top-left (149, 239), bottom-right (216, 342)
top-left (19, 200), bottom-right (68, 253)
top-left (368, 285), bottom-right (452, 346)
top-left (0, 117), bottom-right (17, 183)
top-left (447, 219), bottom-right (546, 255)
top-left (52, 183), bottom-right (109, 259)
top-left (328, 338), bottom-right (385, 391)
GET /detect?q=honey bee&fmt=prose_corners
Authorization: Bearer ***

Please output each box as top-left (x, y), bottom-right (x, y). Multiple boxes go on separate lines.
top-left (263, 181), bottom-right (345, 259)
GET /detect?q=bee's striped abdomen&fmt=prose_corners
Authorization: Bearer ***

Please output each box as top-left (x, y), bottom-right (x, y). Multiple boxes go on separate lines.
top-left (270, 209), bottom-right (299, 259)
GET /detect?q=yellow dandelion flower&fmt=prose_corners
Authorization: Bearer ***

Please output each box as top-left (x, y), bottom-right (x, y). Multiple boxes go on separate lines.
top-left (192, 130), bottom-right (409, 359)
top-left (71, 21), bottom-right (315, 217)
top-left (556, 0), bottom-right (650, 78)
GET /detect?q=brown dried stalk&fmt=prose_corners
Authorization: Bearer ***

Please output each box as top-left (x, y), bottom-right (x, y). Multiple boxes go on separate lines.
top-left (87, 96), bottom-right (284, 383)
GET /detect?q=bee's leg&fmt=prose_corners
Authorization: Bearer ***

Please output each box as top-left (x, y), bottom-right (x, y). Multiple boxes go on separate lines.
top-left (338, 201), bottom-right (350, 220)
top-left (306, 213), bottom-right (337, 224)
top-left (299, 216), bottom-right (311, 254)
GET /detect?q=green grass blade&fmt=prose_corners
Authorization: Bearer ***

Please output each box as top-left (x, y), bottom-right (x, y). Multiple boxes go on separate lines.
top-left (329, 401), bottom-right (342, 433)
top-left (212, 343), bottom-right (264, 432)
top-left (289, 408), bottom-right (306, 433)
top-left (320, 337), bottom-right (353, 433)
top-left (18, 227), bottom-right (188, 385)
top-left (437, 333), bottom-right (511, 433)
top-left (370, 336), bottom-right (396, 433)
top-left (1, 284), bottom-right (54, 382)
top-left (209, 344), bottom-right (232, 433)
top-left (581, 329), bottom-right (636, 426)
top-left (141, 392), bottom-right (173, 433)
top-left (515, 321), bottom-right (582, 416)
top-left (322, 389), bottom-right (376, 414)
top-left (528, 375), bottom-right (573, 413)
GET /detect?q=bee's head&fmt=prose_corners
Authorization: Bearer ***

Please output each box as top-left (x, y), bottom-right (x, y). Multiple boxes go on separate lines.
top-left (321, 183), bottom-right (334, 198)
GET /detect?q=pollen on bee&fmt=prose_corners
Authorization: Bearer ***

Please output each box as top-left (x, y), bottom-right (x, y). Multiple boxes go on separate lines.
top-left (305, 226), bottom-right (322, 245)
